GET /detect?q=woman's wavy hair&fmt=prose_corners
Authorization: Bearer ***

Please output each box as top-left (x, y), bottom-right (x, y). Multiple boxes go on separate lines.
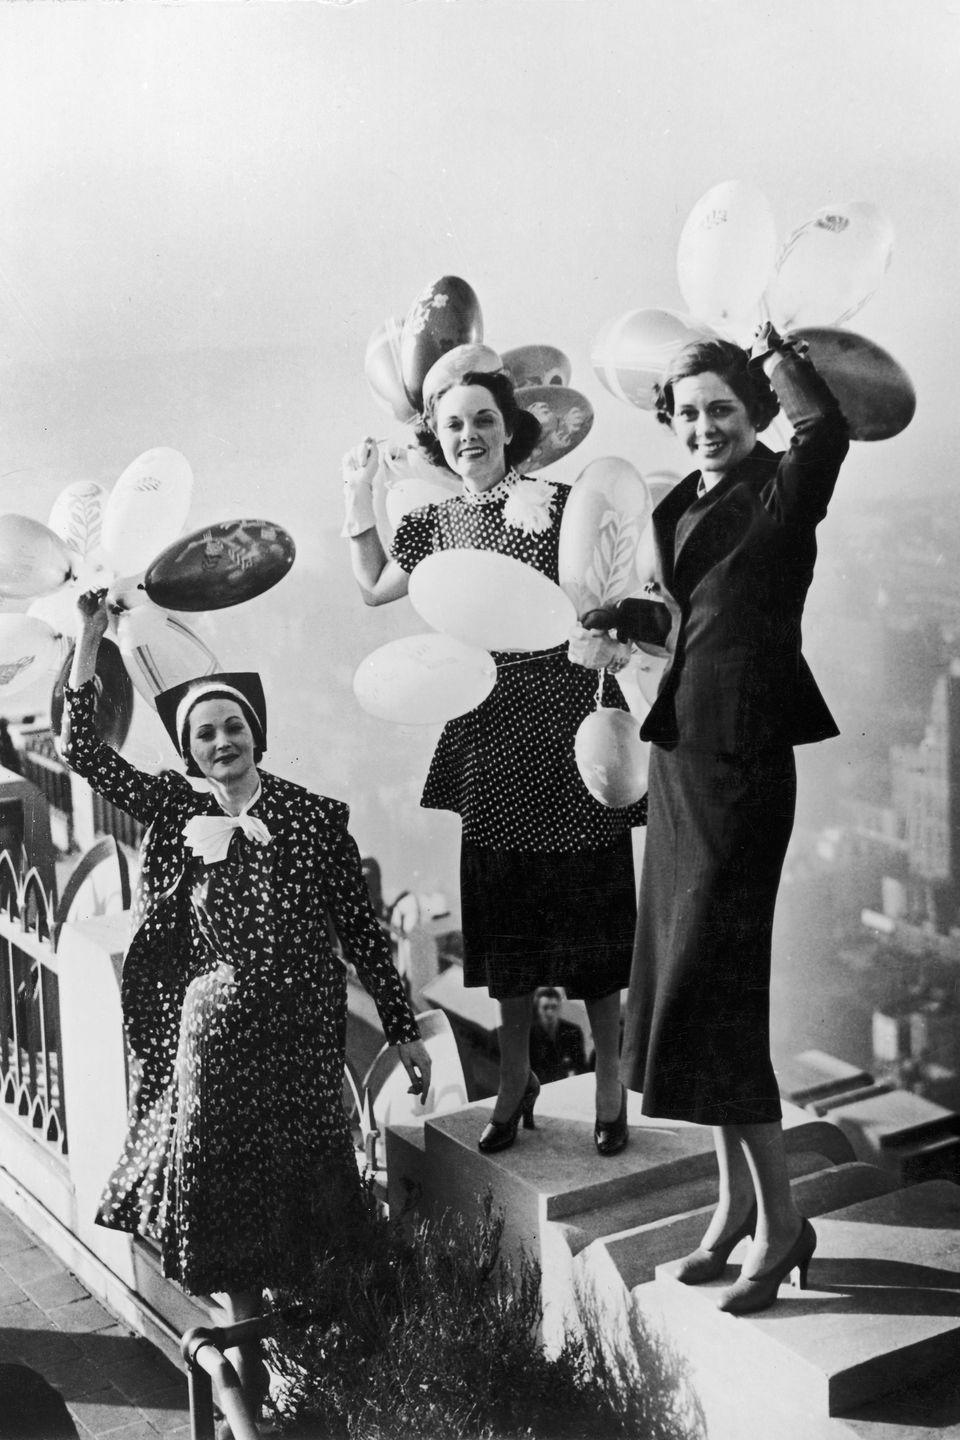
top-left (414, 370), bottom-right (542, 473)
top-left (654, 339), bottom-right (780, 433)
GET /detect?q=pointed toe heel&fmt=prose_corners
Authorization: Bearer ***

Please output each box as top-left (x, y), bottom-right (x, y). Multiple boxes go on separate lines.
top-left (672, 1203), bottom-right (758, 1285)
top-left (594, 1086), bottom-right (629, 1157)
top-left (478, 1074), bottom-right (540, 1154)
top-left (717, 1218), bottom-right (817, 1316)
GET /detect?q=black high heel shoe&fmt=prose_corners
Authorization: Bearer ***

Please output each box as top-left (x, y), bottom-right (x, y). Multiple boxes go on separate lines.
top-left (594, 1086), bottom-right (628, 1156)
top-left (672, 1202), bottom-right (758, 1284)
top-left (717, 1218), bottom-right (817, 1315)
top-left (478, 1073), bottom-right (540, 1154)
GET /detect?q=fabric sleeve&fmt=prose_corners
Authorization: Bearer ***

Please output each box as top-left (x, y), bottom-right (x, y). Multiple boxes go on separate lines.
top-left (323, 807), bottom-right (420, 1045)
top-left (390, 505), bottom-right (437, 575)
top-left (761, 351), bottom-right (851, 530)
top-left (62, 680), bottom-right (169, 825)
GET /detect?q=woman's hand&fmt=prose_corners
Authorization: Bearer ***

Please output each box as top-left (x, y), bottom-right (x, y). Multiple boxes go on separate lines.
top-left (567, 622), bottom-right (632, 673)
top-left (341, 437), bottom-right (380, 538)
top-left (75, 588), bottom-right (110, 640)
top-left (395, 1038), bottom-right (432, 1107)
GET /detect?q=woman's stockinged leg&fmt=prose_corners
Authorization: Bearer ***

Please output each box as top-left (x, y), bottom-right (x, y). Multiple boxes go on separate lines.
top-left (491, 993), bottom-right (534, 1122)
top-left (584, 991), bottom-right (623, 1122)
top-left (700, 1125), bottom-right (756, 1250)
top-left (732, 1120), bottom-right (804, 1275)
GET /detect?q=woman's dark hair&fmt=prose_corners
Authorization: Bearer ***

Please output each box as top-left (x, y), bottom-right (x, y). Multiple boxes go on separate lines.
top-left (182, 690), bottom-right (264, 778)
top-left (414, 370), bottom-right (542, 472)
top-left (654, 339), bottom-right (780, 433)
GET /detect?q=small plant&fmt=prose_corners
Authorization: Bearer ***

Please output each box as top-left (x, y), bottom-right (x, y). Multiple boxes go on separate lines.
top-left (267, 1188), bottom-right (705, 1440)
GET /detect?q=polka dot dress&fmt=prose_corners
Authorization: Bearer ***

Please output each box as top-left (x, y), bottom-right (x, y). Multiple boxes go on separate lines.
top-left (63, 680), bottom-right (419, 1296)
top-left (392, 474), bottom-right (646, 850)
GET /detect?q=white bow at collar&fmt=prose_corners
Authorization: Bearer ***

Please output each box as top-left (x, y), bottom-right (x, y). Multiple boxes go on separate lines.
top-left (183, 785), bottom-right (272, 865)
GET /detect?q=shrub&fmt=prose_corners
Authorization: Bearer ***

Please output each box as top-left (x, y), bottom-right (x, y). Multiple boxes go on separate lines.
top-left (267, 1189), bottom-right (705, 1440)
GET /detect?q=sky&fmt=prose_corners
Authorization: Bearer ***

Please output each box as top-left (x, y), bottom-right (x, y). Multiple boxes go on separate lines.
top-left (0, 0), bottom-right (957, 900)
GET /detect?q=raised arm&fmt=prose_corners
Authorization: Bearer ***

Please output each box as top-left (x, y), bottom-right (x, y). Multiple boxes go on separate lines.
top-left (341, 437), bottom-right (410, 606)
top-left (62, 590), bottom-right (168, 824)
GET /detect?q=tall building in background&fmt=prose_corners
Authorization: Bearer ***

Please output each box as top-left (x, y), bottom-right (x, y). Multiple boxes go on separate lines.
top-left (890, 660), bottom-right (960, 932)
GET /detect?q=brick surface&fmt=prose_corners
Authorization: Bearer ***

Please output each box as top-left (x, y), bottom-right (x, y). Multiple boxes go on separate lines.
top-left (0, 1269), bottom-right (27, 1306)
top-left (68, 1385), bottom-right (146, 1438)
top-left (0, 1212), bottom-right (35, 1254)
top-left (0, 1297), bottom-right (58, 1332)
top-left (108, 1356), bottom-right (185, 1406)
top-left (133, 1389), bottom-right (191, 1434)
top-left (51, 1296), bottom-right (121, 1334)
top-left (1, 1242), bottom-right (64, 1283)
top-left (20, 1269), bottom-right (89, 1309)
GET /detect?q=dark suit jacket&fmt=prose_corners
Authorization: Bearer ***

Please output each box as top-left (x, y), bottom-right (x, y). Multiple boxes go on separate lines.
top-left (618, 353), bottom-right (850, 754)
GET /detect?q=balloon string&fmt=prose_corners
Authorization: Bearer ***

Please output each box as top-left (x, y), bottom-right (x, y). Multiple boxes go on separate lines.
top-left (595, 671), bottom-right (606, 710)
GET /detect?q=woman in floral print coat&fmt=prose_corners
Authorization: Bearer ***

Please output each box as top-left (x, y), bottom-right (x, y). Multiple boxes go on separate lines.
top-left (63, 590), bottom-right (431, 1412)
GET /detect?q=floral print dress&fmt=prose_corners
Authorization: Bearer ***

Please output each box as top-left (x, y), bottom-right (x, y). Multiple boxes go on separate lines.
top-left (63, 680), bottom-right (418, 1296)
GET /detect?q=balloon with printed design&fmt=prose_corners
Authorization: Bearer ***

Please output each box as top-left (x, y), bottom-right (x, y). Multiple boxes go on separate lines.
top-left (421, 344), bottom-right (503, 409)
top-left (677, 180), bottom-right (778, 328)
top-left (364, 318), bottom-right (418, 423)
top-left (558, 457), bottom-right (651, 619)
top-left (399, 276), bottom-right (483, 411)
top-left (0, 615), bottom-right (61, 700)
top-left (575, 707), bottom-right (649, 808)
top-left (792, 327), bottom-right (916, 440)
top-left (591, 310), bottom-right (718, 411)
top-left (766, 201), bottom-right (894, 331)
top-left (48, 481), bottom-right (107, 560)
top-left (502, 345), bottom-right (572, 389)
top-left (353, 633), bottom-right (497, 725)
top-left (409, 549), bottom-right (575, 653)
top-left (517, 386), bottom-right (594, 470)
top-left (101, 448), bottom-right (194, 577)
top-left (116, 607), bottom-right (220, 707)
top-left (0, 515), bottom-right (74, 599)
top-left (50, 637), bottom-right (134, 750)
top-left (144, 518), bottom-right (296, 611)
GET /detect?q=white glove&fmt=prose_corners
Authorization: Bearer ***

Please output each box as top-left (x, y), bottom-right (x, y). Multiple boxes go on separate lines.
top-left (341, 437), bottom-right (380, 538)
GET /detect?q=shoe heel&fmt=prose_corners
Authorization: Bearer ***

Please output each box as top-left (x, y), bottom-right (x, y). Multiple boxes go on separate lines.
top-left (522, 1082), bottom-right (539, 1129)
top-left (793, 1257), bottom-right (811, 1290)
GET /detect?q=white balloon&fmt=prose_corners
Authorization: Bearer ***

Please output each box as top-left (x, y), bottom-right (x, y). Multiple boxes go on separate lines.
top-left (559, 458), bottom-right (651, 618)
top-left (385, 476), bottom-right (461, 531)
top-left (101, 447), bottom-right (194, 576)
top-left (766, 200), bottom-right (894, 331)
top-left (353, 633), bottom-right (497, 725)
top-left (0, 615), bottom-right (61, 698)
top-left (27, 584), bottom-right (82, 639)
top-left (677, 180), bottom-right (778, 327)
top-left (574, 707), bottom-right (649, 808)
top-left (47, 481), bottom-right (107, 559)
top-left (591, 309), bottom-right (718, 411)
top-left (117, 610), bottom-right (219, 707)
top-left (409, 549), bottom-right (576, 653)
top-left (0, 515), bottom-right (74, 599)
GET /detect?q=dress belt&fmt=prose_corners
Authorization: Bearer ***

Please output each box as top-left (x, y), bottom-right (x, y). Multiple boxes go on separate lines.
top-left (492, 642), bottom-right (568, 669)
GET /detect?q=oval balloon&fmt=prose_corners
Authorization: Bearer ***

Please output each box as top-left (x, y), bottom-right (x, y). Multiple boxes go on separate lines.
top-left (766, 201), bottom-right (894, 332)
top-left (421, 343), bottom-right (504, 411)
top-left (144, 519), bottom-right (296, 611)
top-left (591, 309), bottom-right (718, 411)
top-left (50, 637), bottom-right (133, 751)
top-left (28, 583), bottom-right (82, 639)
top-left (353, 633), bottom-right (497, 726)
top-left (644, 471), bottom-right (682, 511)
top-left (574, 708), bottom-right (649, 808)
top-left (517, 386), bottom-right (594, 471)
top-left (0, 515), bottom-right (74, 599)
top-left (502, 344), bottom-right (572, 389)
top-left (116, 610), bottom-right (220, 707)
top-left (400, 276), bottom-right (483, 411)
top-left (0, 615), bottom-right (61, 700)
top-left (677, 180), bottom-right (778, 328)
top-left (364, 317), bottom-right (418, 423)
top-left (408, 549), bottom-right (576, 653)
top-left (558, 458), bottom-right (651, 618)
top-left (385, 476), bottom-right (461, 531)
top-left (792, 327), bottom-right (916, 441)
top-left (101, 448), bottom-right (194, 577)
top-left (48, 481), bottom-right (107, 559)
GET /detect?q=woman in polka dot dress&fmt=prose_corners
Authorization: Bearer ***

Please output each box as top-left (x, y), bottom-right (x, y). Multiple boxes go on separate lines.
top-left (63, 591), bottom-right (431, 1412)
top-left (342, 358), bottom-right (645, 1157)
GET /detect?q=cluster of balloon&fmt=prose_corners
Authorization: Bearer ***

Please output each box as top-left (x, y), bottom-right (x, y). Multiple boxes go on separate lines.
top-left (364, 317), bottom-right (417, 424)
top-left (556, 457), bottom-right (654, 807)
top-left (677, 179), bottom-right (779, 335)
top-left (353, 634), bottom-right (497, 726)
top-left (399, 275), bottom-right (484, 412)
top-left (410, 550), bottom-right (575, 653)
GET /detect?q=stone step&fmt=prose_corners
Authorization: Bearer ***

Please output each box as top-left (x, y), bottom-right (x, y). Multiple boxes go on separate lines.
top-left (629, 1180), bottom-right (960, 1439)
top-left (566, 1160), bottom-right (897, 1289)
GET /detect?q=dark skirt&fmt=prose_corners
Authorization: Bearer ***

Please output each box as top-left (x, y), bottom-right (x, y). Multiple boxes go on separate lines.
top-left (621, 744), bottom-right (796, 1125)
top-left (460, 836), bottom-right (636, 1000)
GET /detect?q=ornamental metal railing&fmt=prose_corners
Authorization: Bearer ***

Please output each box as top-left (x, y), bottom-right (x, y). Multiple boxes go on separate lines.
top-left (0, 849), bottom-right (66, 1157)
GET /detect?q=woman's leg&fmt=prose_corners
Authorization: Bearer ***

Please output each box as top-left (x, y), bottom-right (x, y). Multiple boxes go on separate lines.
top-left (732, 1120), bottom-right (804, 1274)
top-left (491, 993), bottom-right (534, 1122)
top-left (584, 991), bottom-right (623, 1121)
top-left (699, 1125), bottom-right (756, 1248)
top-left (212, 1289), bottom-right (267, 1408)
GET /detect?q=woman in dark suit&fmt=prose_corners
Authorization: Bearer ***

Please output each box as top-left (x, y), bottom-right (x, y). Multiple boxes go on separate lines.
top-left (575, 324), bottom-right (849, 1313)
